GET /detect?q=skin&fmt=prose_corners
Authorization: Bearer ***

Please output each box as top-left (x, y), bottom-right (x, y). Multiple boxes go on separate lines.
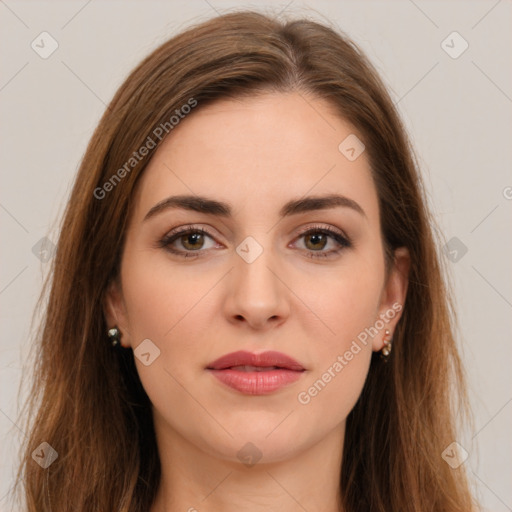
top-left (104, 91), bottom-right (410, 512)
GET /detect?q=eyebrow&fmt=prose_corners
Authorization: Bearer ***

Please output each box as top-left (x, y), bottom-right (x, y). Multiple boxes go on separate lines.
top-left (143, 193), bottom-right (366, 222)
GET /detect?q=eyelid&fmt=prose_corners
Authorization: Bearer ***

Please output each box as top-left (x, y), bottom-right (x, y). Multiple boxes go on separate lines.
top-left (164, 223), bottom-right (220, 240)
top-left (294, 223), bottom-right (349, 241)
top-left (158, 222), bottom-right (352, 257)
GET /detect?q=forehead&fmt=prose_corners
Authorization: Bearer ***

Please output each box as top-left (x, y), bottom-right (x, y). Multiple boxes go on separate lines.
top-left (131, 92), bottom-right (379, 223)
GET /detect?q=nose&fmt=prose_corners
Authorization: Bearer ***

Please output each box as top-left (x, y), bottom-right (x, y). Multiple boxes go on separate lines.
top-left (223, 246), bottom-right (290, 331)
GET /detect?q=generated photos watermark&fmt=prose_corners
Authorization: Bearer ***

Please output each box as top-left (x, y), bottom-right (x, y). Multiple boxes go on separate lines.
top-left (297, 302), bottom-right (402, 405)
top-left (93, 98), bottom-right (197, 200)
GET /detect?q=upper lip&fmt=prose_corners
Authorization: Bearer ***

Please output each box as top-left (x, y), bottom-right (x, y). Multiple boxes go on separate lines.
top-left (206, 350), bottom-right (305, 371)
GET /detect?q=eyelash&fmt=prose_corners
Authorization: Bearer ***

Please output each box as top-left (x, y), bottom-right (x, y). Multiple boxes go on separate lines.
top-left (157, 224), bottom-right (352, 260)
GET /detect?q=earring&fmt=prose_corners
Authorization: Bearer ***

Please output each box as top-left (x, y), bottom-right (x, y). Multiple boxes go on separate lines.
top-left (380, 329), bottom-right (392, 361)
top-left (108, 326), bottom-right (121, 347)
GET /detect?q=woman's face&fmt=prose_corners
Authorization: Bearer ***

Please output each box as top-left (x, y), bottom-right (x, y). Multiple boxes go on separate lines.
top-left (105, 91), bottom-right (409, 464)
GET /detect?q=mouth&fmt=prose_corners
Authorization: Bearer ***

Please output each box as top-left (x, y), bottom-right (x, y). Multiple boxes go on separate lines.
top-left (205, 351), bottom-right (306, 395)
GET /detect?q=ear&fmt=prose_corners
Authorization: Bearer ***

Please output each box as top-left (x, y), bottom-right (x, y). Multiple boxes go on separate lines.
top-left (372, 247), bottom-right (410, 352)
top-left (103, 277), bottom-right (132, 348)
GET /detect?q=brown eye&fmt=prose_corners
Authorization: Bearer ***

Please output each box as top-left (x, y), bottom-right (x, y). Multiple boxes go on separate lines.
top-left (295, 226), bottom-right (352, 259)
top-left (159, 226), bottom-right (217, 258)
top-left (180, 232), bottom-right (206, 250)
top-left (304, 232), bottom-right (329, 251)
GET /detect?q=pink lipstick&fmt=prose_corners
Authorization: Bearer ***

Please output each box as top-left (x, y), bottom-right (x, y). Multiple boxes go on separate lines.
top-left (206, 350), bottom-right (306, 395)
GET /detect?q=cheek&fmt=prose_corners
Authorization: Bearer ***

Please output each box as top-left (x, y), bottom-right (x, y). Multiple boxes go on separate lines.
top-left (291, 259), bottom-right (382, 414)
top-left (121, 249), bottom-right (206, 341)
top-left (120, 251), bottom-right (220, 390)
top-left (296, 258), bottom-right (384, 347)
top-left (297, 283), bottom-right (377, 405)
top-left (119, 254), bottom-right (211, 413)
top-left (288, 292), bottom-right (374, 436)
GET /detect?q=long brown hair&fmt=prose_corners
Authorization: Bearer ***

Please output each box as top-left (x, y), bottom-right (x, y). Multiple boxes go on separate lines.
top-left (11, 10), bottom-right (477, 511)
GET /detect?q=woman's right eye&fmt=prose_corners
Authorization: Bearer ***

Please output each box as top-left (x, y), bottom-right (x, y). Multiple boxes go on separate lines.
top-left (158, 227), bottom-right (217, 258)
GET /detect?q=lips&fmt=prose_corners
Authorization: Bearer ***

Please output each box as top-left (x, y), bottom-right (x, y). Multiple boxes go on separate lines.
top-left (206, 350), bottom-right (306, 395)
top-left (206, 350), bottom-right (305, 371)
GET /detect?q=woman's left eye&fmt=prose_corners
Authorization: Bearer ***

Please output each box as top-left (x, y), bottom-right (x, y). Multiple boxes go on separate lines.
top-left (158, 224), bottom-right (352, 259)
top-left (295, 226), bottom-right (352, 258)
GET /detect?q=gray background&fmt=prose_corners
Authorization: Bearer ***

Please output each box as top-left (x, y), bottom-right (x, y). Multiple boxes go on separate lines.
top-left (1, 1), bottom-right (511, 510)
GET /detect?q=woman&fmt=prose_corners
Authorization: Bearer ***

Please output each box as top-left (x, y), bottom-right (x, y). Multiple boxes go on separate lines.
top-left (13, 10), bottom-right (477, 512)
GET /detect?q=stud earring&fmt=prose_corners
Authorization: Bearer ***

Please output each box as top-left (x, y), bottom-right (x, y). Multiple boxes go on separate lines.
top-left (381, 329), bottom-right (393, 361)
top-left (107, 326), bottom-right (121, 347)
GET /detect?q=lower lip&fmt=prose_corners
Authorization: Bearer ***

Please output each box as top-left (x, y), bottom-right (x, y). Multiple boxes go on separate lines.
top-left (207, 368), bottom-right (304, 395)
